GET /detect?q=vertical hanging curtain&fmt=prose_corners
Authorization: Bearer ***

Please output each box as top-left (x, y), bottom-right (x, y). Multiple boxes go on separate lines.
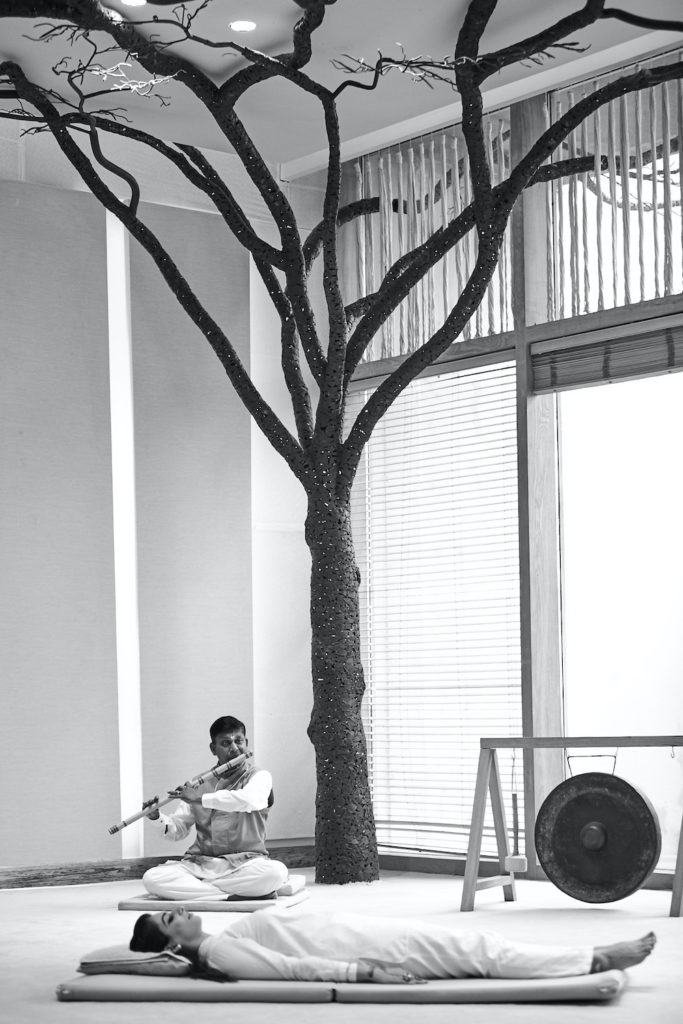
top-left (348, 110), bottom-right (512, 363)
top-left (549, 47), bottom-right (683, 319)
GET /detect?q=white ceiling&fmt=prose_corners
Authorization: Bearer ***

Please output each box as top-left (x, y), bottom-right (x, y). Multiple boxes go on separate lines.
top-left (2, 0), bottom-right (682, 174)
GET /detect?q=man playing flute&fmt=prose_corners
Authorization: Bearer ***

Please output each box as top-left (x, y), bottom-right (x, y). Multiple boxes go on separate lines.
top-left (142, 715), bottom-right (289, 901)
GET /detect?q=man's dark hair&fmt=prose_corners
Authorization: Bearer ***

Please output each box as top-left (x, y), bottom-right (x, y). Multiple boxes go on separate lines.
top-left (209, 715), bottom-right (246, 741)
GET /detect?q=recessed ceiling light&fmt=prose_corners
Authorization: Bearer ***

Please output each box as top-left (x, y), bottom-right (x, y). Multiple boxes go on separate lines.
top-left (229, 21), bottom-right (256, 32)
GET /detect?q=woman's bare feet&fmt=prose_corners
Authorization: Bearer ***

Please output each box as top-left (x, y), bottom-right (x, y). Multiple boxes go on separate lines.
top-left (591, 932), bottom-right (657, 972)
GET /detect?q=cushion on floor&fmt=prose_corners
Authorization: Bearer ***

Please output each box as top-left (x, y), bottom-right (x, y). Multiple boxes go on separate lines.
top-left (78, 944), bottom-right (192, 977)
top-left (334, 970), bottom-right (628, 1003)
top-left (117, 890), bottom-right (309, 912)
top-left (56, 970), bottom-right (627, 1003)
top-left (56, 975), bottom-right (334, 1002)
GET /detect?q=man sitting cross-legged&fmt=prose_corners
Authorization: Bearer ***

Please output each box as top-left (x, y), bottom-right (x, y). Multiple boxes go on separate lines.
top-left (142, 715), bottom-right (288, 902)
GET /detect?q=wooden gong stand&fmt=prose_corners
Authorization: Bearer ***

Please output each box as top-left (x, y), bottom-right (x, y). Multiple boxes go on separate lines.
top-left (460, 735), bottom-right (683, 916)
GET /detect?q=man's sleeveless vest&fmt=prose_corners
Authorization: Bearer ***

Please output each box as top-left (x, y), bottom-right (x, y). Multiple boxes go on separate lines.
top-left (184, 761), bottom-right (271, 859)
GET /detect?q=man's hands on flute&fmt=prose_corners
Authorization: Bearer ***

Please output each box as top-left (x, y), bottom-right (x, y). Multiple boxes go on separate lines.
top-left (167, 781), bottom-right (204, 804)
top-left (138, 751), bottom-right (253, 820)
top-left (140, 794), bottom-right (160, 819)
top-left (141, 780), bottom-right (203, 820)
top-left (141, 796), bottom-right (161, 820)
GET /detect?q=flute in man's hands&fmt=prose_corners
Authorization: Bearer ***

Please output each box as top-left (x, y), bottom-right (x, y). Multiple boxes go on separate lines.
top-left (107, 752), bottom-right (252, 834)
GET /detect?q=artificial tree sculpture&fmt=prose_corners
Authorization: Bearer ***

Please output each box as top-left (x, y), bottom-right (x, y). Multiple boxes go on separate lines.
top-left (1, 0), bottom-right (681, 883)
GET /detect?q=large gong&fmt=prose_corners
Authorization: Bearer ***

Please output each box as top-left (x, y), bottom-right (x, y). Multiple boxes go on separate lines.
top-left (534, 772), bottom-right (661, 903)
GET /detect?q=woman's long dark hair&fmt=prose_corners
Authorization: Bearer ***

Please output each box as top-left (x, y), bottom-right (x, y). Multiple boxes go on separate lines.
top-left (129, 913), bottom-right (231, 982)
top-left (130, 914), bottom-right (167, 953)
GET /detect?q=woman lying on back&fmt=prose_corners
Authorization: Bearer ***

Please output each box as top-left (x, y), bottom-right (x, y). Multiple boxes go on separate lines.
top-left (130, 907), bottom-right (656, 984)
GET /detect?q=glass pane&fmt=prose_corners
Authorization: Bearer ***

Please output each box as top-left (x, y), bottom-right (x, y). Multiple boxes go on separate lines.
top-left (349, 362), bottom-right (522, 858)
top-left (559, 371), bottom-right (683, 870)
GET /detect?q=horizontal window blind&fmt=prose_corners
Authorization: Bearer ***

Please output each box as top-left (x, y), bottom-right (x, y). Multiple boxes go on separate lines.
top-left (532, 320), bottom-right (683, 392)
top-left (347, 362), bottom-right (523, 858)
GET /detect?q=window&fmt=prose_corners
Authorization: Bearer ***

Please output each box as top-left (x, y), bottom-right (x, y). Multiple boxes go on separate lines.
top-left (549, 50), bottom-right (683, 319)
top-left (346, 109), bottom-right (512, 362)
top-left (349, 360), bottom-right (522, 857)
top-left (559, 370), bottom-right (683, 869)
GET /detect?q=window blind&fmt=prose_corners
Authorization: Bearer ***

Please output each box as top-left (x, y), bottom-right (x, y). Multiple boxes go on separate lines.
top-left (347, 361), bottom-right (523, 858)
top-left (549, 50), bottom-right (683, 320)
top-left (532, 319), bottom-right (683, 392)
top-left (348, 109), bottom-right (513, 363)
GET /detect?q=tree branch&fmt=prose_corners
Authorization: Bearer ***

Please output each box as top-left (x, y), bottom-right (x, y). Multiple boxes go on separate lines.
top-left (601, 7), bottom-right (683, 34)
top-left (251, 255), bottom-right (315, 447)
top-left (344, 294), bottom-right (375, 326)
top-left (339, 251), bottom-right (498, 495)
top-left (476, 2), bottom-right (683, 81)
top-left (207, 104), bottom-right (327, 386)
top-left (0, 58), bottom-right (306, 478)
top-left (86, 117), bottom-right (140, 215)
top-left (476, 0), bottom-right (605, 79)
top-left (339, 153), bottom-right (609, 454)
top-left (344, 209), bottom-right (475, 377)
top-left (214, 33), bottom-right (330, 108)
top-left (454, 2), bottom-right (498, 239)
top-left (497, 58), bottom-right (683, 221)
top-left (343, 47), bottom-right (681, 381)
top-left (2, 1), bottom-right (333, 388)
top-left (310, 94), bottom-right (349, 463)
top-left (278, 313), bottom-right (316, 447)
top-left (339, 56), bottom-right (683, 485)
top-left (0, 87), bottom-right (289, 271)
top-left (113, 0), bottom-right (332, 111)
top-left (331, 55), bottom-right (384, 98)
top-left (330, 2), bottom-right (682, 95)
top-left (455, 0), bottom-right (500, 61)
top-left (303, 197), bottom-right (379, 272)
top-left (176, 144), bottom-right (286, 268)
top-left (3, 1), bottom-right (220, 99)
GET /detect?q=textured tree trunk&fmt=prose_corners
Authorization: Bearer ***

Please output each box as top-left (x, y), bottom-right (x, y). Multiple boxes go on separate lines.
top-left (305, 489), bottom-right (380, 883)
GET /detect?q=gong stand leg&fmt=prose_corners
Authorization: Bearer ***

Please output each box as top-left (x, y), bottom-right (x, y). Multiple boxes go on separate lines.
top-left (461, 749), bottom-right (493, 911)
top-left (489, 749), bottom-right (517, 903)
top-left (461, 748), bottom-right (518, 911)
top-left (670, 807), bottom-right (683, 917)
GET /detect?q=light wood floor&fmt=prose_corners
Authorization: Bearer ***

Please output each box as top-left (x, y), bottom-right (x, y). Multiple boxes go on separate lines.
top-left (2, 868), bottom-right (681, 1024)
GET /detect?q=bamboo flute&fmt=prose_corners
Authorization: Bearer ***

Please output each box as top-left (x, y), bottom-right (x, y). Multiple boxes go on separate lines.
top-left (108, 752), bottom-right (252, 834)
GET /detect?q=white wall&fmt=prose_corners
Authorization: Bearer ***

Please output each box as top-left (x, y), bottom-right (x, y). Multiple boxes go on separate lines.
top-left (249, 252), bottom-right (313, 842)
top-left (0, 126), bottom-right (318, 863)
top-left (0, 183), bottom-right (119, 865)
top-left (128, 201), bottom-right (255, 856)
top-left (249, 174), bottom-right (329, 843)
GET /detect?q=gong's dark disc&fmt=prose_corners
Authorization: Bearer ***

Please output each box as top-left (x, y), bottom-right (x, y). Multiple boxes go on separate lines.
top-left (534, 772), bottom-right (661, 903)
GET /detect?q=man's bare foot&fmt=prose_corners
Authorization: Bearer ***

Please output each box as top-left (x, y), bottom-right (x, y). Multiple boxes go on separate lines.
top-left (591, 932), bottom-right (657, 972)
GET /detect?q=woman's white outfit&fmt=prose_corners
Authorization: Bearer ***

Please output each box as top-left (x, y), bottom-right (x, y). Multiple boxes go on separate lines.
top-left (199, 909), bottom-right (593, 982)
